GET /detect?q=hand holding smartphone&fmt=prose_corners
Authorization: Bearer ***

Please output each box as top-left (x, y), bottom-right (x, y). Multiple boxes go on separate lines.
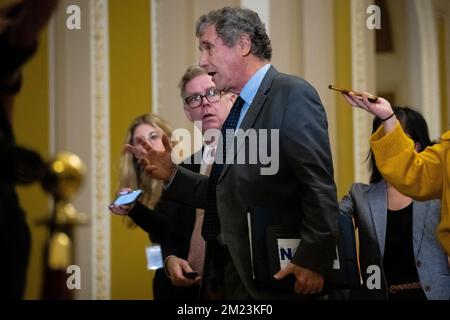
top-left (182, 270), bottom-right (198, 279)
top-left (328, 84), bottom-right (379, 103)
top-left (110, 189), bottom-right (143, 207)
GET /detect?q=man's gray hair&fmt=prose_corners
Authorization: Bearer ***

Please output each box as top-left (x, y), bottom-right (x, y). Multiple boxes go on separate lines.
top-left (196, 7), bottom-right (272, 60)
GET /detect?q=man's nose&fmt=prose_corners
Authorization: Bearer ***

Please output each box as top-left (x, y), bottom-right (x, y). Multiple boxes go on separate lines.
top-left (202, 96), bottom-right (212, 107)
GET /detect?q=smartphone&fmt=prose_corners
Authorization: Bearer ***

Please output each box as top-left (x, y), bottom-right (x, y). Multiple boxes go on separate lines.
top-left (328, 84), bottom-right (379, 103)
top-left (183, 270), bottom-right (198, 279)
top-left (112, 189), bottom-right (143, 206)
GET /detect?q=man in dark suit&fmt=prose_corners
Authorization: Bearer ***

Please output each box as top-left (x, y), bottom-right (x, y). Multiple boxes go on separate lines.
top-left (159, 65), bottom-right (235, 290)
top-left (130, 7), bottom-right (339, 300)
top-left (111, 65), bottom-right (234, 299)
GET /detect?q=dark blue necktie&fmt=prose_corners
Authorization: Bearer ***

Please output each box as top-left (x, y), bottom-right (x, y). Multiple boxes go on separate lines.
top-left (202, 96), bottom-right (245, 240)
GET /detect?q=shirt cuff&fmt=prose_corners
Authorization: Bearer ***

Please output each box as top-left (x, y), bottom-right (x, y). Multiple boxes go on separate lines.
top-left (163, 255), bottom-right (177, 278)
top-left (163, 166), bottom-right (178, 190)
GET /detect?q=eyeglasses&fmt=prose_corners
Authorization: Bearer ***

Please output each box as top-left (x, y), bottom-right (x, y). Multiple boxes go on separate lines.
top-left (184, 88), bottom-right (222, 108)
top-left (132, 131), bottom-right (162, 146)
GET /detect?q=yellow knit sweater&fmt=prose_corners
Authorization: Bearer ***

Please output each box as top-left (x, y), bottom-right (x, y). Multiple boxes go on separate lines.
top-left (371, 121), bottom-right (450, 255)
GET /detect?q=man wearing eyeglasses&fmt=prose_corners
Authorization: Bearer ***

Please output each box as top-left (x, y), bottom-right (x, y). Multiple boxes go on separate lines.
top-left (161, 65), bottom-right (235, 296)
top-left (181, 66), bottom-right (235, 135)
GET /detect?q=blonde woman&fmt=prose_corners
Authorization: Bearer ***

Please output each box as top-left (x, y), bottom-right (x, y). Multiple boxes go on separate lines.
top-left (113, 114), bottom-right (169, 212)
top-left (109, 113), bottom-right (200, 300)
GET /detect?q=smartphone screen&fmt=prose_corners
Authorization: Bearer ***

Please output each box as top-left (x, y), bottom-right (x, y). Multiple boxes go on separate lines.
top-left (183, 270), bottom-right (198, 279)
top-left (113, 189), bottom-right (143, 206)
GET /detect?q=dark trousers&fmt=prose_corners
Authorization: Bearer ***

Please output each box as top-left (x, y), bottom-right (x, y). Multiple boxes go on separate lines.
top-left (200, 239), bottom-right (252, 300)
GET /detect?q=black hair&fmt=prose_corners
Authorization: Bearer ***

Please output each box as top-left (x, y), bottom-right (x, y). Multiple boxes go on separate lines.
top-left (368, 106), bottom-right (433, 183)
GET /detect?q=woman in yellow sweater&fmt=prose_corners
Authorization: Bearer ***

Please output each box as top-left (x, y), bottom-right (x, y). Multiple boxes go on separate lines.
top-left (342, 92), bottom-right (449, 256)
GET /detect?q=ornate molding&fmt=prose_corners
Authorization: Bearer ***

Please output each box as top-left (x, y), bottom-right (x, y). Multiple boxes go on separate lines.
top-left (351, 0), bottom-right (376, 183)
top-left (90, 0), bottom-right (110, 300)
top-left (151, 0), bottom-right (162, 115)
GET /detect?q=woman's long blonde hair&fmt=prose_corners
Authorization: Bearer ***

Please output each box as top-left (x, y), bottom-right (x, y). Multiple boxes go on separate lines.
top-left (118, 113), bottom-right (173, 209)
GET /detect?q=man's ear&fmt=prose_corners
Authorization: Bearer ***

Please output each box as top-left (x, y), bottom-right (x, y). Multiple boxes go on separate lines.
top-left (238, 33), bottom-right (252, 56)
top-left (183, 107), bottom-right (193, 121)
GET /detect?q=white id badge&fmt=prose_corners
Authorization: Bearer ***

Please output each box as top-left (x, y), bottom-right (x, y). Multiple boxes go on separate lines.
top-left (145, 244), bottom-right (163, 270)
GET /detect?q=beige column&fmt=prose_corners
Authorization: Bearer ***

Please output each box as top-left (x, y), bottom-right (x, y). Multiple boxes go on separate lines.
top-left (301, 0), bottom-right (338, 173)
top-left (241, 0), bottom-right (270, 32)
top-left (351, 0), bottom-right (376, 183)
top-left (48, 0), bottom-right (110, 299)
top-left (412, 0), bottom-right (441, 139)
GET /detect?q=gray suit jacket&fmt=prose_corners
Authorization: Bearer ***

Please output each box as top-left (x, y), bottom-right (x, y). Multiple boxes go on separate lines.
top-left (340, 181), bottom-right (450, 300)
top-left (168, 66), bottom-right (339, 299)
